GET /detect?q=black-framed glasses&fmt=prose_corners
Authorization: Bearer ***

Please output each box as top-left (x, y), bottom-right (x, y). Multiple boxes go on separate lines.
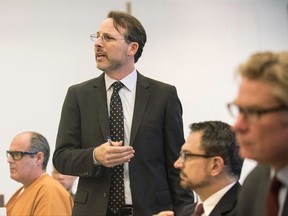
top-left (227, 103), bottom-right (288, 123)
top-left (90, 33), bottom-right (127, 43)
top-left (6, 151), bottom-right (38, 161)
top-left (179, 151), bottom-right (215, 163)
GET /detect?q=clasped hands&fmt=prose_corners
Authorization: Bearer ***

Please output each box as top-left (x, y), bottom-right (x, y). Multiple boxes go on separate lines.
top-left (93, 140), bottom-right (135, 167)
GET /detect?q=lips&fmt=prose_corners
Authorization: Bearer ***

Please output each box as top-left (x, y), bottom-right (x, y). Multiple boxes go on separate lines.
top-left (96, 53), bottom-right (106, 57)
top-left (96, 48), bottom-right (107, 59)
top-left (10, 167), bottom-right (16, 173)
top-left (179, 172), bottom-right (186, 180)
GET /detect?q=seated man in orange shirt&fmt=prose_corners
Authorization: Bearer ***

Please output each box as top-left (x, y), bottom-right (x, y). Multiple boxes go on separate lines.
top-left (6, 131), bottom-right (73, 216)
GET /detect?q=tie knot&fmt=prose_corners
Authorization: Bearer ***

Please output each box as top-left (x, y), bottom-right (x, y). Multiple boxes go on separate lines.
top-left (271, 176), bottom-right (282, 192)
top-left (193, 203), bottom-right (204, 216)
top-left (112, 81), bottom-right (124, 93)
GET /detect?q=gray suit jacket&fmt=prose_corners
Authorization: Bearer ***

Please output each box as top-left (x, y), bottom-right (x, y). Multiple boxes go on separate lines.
top-left (237, 164), bottom-right (288, 216)
top-left (53, 72), bottom-right (194, 216)
top-left (180, 182), bottom-right (240, 216)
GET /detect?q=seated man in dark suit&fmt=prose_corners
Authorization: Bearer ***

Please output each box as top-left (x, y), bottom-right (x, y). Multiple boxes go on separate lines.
top-left (155, 121), bottom-right (243, 216)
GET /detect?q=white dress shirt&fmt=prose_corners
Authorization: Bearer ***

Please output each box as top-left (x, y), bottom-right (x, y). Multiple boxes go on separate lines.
top-left (105, 70), bottom-right (137, 205)
top-left (197, 181), bottom-right (237, 216)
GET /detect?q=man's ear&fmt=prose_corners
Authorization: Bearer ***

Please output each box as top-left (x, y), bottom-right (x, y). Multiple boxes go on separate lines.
top-left (128, 42), bottom-right (139, 56)
top-left (210, 156), bottom-right (224, 176)
top-left (35, 152), bottom-right (44, 165)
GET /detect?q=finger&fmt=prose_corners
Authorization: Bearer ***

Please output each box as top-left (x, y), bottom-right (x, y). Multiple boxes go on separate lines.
top-left (109, 152), bottom-right (134, 164)
top-left (108, 145), bottom-right (134, 154)
top-left (106, 151), bottom-right (135, 167)
top-left (110, 140), bottom-right (123, 147)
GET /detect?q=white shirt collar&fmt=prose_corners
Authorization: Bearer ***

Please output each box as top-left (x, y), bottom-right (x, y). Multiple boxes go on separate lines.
top-left (105, 70), bottom-right (137, 92)
top-left (198, 181), bottom-right (237, 216)
top-left (271, 164), bottom-right (288, 187)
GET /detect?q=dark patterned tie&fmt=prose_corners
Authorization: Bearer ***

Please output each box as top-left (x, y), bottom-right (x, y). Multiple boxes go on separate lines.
top-left (192, 203), bottom-right (204, 216)
top-left (265, 176), bottom-right (282, 216)
top-left (107, 81), bottom-right (125, 214)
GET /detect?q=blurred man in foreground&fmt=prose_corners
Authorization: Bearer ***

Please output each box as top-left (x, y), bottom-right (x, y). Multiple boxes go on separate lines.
top-left (228, 51), bottom-right (288, 216)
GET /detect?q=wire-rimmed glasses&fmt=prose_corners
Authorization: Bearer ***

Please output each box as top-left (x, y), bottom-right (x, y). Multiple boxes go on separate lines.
top-left (90, 33), bottom-right (127, 43)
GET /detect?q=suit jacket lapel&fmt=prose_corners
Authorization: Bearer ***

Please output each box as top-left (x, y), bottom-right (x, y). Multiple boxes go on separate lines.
top-left (209, 182), bottom-right (241, 216)
top-left (92, 73), bottom-right (110, 141)
top-left (130, 72), bottom-right (150, 146)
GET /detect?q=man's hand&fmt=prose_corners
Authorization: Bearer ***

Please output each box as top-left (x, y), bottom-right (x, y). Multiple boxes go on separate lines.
top-left (93, 141), bottom-right (134, 167)
top-left (153, 211), bottom-right (174, 216)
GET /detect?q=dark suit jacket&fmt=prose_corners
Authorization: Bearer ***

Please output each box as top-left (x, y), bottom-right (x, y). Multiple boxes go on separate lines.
top-left (180, 182), bottom-right (240, 216)
top-left (237, 164), bottom-right (288, 216)
top-left (53, 72), bottom-right (194, 216)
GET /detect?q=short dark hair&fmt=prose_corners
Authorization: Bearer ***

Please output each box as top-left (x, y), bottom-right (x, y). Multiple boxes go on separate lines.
top-left (107, 10), bottom-right (147, 63)
top-left (190, 121), bottom-right (243, 178)
top-left (28, 131), bottom-right (50, 170)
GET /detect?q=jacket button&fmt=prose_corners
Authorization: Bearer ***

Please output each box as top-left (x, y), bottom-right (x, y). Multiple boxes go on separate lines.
top-left (103, 193), bottom-right (108, 198)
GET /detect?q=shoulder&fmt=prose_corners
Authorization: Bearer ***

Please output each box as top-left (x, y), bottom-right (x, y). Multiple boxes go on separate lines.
top-left (136, 72), bottom-right (179, 98)
top-left (137, 72), bottom-right (174, 89)
top-left (68, 73), bottom-right (104, 91)
top-left (244, 164), bottom-right (270, 184)
top-left (237, 164), bottom-right (270, 215)
top-left (36, 174), bottom-right (70, 195)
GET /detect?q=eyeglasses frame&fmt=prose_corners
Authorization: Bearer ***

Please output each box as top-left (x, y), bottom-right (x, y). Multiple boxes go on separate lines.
top-left (6, 150), bottom-right (38, 161)
top-left (179, 151), bottom-right (216, 163)
top-left (90, 33), bottom-right (128, 43)
top-left (227, 103), bottom-right (288, 121)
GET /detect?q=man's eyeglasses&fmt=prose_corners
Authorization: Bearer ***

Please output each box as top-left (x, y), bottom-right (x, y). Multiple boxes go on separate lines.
top-left (90, 33), bottom-right (127, 43)
top-left (6, 151), bottom-right (38, 161)
top-left (227, 103), bottom-right (288, 123)
top-left (179, 151), bottom-right (215, 163)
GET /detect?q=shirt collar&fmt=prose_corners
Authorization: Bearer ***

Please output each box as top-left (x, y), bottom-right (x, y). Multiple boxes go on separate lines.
top-left (105, 69), bottom-right (137, 92)
top-left (198, 181), bottom-right (237, 216)
top-left (271, 164), bottom-right (288, 187)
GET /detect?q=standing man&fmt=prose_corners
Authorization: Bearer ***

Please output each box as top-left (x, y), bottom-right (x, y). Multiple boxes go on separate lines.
top-left (227, 51), bottom-right (288, 216)
top-left (155, 121), bottom-right (243, 216)
top-left (53, 10), bottom-right (193, 216)
top-left (6, 131), bottom-right (73, 216)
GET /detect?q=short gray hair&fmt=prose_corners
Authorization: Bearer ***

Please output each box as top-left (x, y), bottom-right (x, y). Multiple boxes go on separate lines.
top-left (28, 132), bottom-right (50, 170)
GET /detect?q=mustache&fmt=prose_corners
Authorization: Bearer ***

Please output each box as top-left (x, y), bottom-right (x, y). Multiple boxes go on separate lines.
top-left (96, 48), bottom-right (106, 54)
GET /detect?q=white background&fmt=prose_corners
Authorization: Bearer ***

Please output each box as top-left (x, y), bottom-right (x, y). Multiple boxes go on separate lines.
top-left (1, 0), bottom-right (288, 203)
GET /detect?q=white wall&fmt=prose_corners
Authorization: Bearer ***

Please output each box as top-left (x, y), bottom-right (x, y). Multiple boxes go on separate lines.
top-left (1, 0), bottom-right (287, 203)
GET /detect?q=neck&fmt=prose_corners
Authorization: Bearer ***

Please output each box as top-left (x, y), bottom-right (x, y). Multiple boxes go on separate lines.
top-left (196, 176), bottom-right (236, 202)
top-left (22, 170), bottom-right (46, 189)
top-left (105, 64), bottom-right (135, 80)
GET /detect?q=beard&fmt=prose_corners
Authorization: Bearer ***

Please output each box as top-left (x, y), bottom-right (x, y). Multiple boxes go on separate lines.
top-left (97, 58), bottom-right (124, 72)
top-left (180, 175), bottom-right (210, 191)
